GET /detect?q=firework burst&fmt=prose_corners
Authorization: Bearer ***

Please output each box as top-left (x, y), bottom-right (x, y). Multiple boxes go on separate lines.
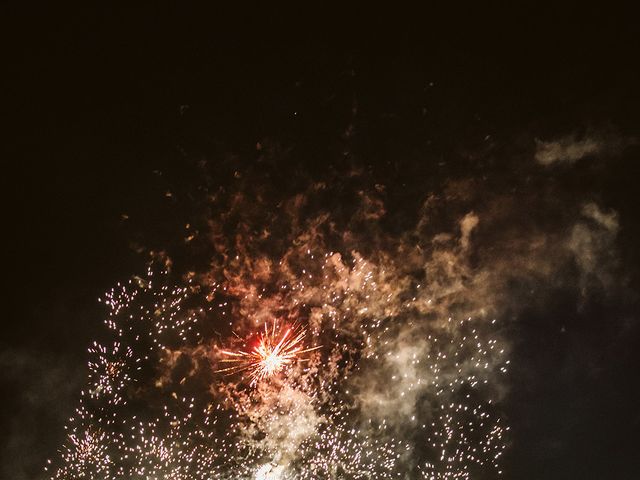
top-left (218, 321), bottom-right (321, 385)
top-left (46, 175), bottom-right (520, 479)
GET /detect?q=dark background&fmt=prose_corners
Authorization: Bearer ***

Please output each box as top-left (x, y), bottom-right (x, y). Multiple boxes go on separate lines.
top-left (3, 3), bottom-right (639, 479)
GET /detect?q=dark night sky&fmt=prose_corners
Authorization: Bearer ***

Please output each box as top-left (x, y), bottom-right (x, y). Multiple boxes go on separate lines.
top-left (3, 3), bottom-right (640, 479)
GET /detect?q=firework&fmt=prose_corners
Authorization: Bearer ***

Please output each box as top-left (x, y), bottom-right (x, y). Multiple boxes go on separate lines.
top-left (46, 183), bottom-right (513, 480)
top-left (217, 321), bottom-right (321, 385)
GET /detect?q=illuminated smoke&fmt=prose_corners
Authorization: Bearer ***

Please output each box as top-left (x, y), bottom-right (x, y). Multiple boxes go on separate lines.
top-left (45, 138), bottom-right (624, 478)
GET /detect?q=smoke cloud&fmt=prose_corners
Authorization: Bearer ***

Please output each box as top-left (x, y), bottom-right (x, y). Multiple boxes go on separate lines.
top-left (45, 132), bottom-right (631, 479)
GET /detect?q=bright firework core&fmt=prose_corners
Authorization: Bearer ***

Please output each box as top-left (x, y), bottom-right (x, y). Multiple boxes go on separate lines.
top-left (218, 321), bottom-right (320, 385)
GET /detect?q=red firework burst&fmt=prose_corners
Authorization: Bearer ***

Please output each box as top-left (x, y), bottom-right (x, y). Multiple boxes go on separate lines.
top-left (217, 321), bottom-right (320, 385)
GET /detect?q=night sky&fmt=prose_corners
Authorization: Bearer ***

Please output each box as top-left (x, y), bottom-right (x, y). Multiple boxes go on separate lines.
top-left (3, 4), bottom-right (640, 479)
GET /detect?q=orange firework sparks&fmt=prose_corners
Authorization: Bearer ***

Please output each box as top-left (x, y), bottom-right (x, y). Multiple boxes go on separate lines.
top-left (217, 321), bottom-right (320, 385)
